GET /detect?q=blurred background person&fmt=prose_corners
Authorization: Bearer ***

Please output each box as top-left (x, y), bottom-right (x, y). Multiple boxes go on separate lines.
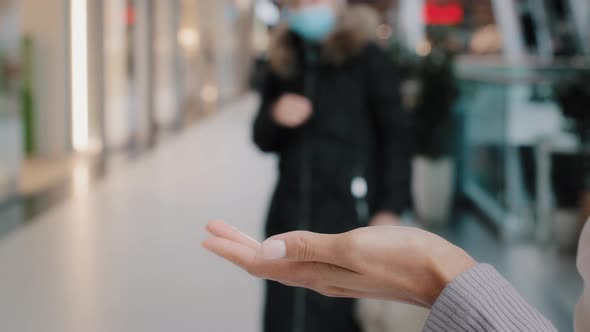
top-left (253, 0), bottom-right (413, 331)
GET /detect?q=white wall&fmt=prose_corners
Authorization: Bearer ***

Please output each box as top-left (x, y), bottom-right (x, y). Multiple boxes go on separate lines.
top-left (20, 0), bottom-right (70, 158)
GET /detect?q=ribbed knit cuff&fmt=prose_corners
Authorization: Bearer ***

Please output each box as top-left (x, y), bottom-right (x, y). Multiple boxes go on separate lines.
top-left (423, 264), bottom-right (558, 332)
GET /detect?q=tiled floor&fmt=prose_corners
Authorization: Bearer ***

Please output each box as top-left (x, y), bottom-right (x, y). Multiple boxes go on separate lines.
top-left (0, 137), bottom-right (178, 239)
top-left (0, 94), bottom-right (582, 332)
top-left (0, 96), bottom-right (270, 332)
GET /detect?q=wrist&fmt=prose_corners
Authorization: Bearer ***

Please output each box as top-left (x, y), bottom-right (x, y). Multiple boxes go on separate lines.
top-left (424, 241), bottom-right (477, 307)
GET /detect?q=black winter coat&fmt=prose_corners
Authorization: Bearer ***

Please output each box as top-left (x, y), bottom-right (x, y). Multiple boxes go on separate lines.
top-left (253, 9), bottom-right (413, 332)
top-left (255, 46), bottom-right (412, 235)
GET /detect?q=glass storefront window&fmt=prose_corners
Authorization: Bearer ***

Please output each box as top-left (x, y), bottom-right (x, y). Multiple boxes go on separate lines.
top-left (103, 0), bottom-right (134, 149)
top-left (95, 0), bottom-right (254, 149)
top-left (154, 0), bottom-right (182, 129)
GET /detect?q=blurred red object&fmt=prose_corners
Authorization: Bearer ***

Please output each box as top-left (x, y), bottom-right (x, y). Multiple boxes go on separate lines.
top-left (423, 0), bottom-right (464, 26)
top-left (125, 4), bottom-right (135, 26)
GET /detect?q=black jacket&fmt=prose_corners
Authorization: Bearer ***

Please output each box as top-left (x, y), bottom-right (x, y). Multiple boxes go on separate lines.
top-left (253, 6), bottom-right (413, 332)
top-left (254, 41), bottom-right (412, 237)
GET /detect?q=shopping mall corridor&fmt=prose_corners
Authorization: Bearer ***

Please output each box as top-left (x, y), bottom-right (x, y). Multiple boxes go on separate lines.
top-left (0, 95), bottom-right (272, 332)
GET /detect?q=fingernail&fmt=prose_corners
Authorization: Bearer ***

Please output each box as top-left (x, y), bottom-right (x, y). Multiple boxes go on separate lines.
top-left (262, 240), bottom-right (287, 260)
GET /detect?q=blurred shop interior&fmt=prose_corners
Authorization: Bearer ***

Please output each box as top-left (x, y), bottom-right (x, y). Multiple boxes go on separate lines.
top-left (0, 0), bottom-right (590, 331)
top-left (0, 0), bottom-right (257, 224)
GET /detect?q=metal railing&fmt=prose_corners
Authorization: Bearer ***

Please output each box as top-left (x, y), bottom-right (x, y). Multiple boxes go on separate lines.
top-left (456, 60), bottom-right (588, 242)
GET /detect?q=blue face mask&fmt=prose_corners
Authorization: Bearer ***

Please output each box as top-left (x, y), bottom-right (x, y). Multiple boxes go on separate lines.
top-left (286, 4), bottom-right (336, 42)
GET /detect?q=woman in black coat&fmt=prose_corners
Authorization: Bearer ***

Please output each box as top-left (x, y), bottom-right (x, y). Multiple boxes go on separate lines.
top-left (253, 2), bottom-right (413, 331)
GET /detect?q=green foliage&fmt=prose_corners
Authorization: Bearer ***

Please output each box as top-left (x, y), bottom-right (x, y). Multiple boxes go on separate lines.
top-left (21, 36), bottom-right (35, 155)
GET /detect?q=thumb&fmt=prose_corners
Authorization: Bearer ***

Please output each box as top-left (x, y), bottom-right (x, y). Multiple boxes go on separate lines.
top-left (260, 231), bottom-right (341, 264)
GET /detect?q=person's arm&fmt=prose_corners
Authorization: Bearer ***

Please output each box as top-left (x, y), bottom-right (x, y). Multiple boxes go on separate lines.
top-left (253, 68), bottom-right (312, 153)
top-left (425, 264), bottom-right (557, 332)
top-left (202, 221), bottom-right (559, 331)
top-left (253, 67), bottom-right (288, 153)
top-left (365, 45), bottom-right (413, 218)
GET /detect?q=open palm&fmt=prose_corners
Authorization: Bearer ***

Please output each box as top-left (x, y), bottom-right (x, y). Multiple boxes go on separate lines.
top-left (202, 220), bottom-right (475, 308)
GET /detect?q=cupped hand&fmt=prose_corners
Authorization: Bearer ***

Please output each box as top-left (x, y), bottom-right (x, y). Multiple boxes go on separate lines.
top-left (202, 221), bottom-right (476, 308)
top-left (272, 93), bottom-right (313, 128)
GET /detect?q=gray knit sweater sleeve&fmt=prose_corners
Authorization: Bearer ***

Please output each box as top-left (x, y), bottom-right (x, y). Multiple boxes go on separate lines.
top-left (423, 264), bottom-right (558, 332)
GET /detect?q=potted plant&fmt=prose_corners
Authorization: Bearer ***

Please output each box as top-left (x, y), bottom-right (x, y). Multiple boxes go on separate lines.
top-left (411, 47), bottom-right (458, 226)
top-left (553, 70), bottom-right (590, 249)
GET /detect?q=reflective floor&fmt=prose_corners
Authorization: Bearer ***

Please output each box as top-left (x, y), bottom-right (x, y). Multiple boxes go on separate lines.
top-left (0, 95), bottom-right (581, 332)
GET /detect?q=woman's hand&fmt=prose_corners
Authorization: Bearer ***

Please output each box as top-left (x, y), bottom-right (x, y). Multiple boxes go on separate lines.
top-left (369, 211), bottom-right (401, 227)
top-left (272, 93), bottom-right (313, 128)
top-left (202, 221), bottom-right (477, 308)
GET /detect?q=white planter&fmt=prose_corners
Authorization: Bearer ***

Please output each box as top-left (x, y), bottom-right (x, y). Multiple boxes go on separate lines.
top-left (412, 156), bottom-right (455, 226)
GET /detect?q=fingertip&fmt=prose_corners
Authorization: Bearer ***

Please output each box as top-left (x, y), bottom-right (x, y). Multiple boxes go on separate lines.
top-left (261, 239), bottom-right (287, 260)
top-left (201, 236), bottom-right (215, 251)
top-left (201, 236), bottom-right (229, 258)
top-left (205, 220), bottom-right (216, 232)
top-left (206, 220), bottom-right (233, 234)
top-left (207, 219), bottom-right (225, 228)
top-left (201, 236), bottom-right (259, 270)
